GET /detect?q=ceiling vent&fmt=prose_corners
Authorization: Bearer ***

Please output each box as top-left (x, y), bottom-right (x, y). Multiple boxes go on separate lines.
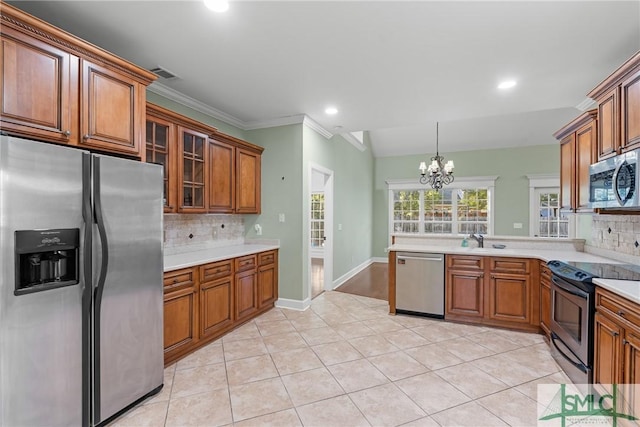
top-left (149, 66), bottom-right (178, 80)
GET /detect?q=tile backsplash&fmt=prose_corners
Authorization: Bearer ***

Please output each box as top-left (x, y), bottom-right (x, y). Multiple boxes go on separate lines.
top-left (590, 214), bottom-right (640, 257)
top-left (164, 214), bottom-right (245, 255)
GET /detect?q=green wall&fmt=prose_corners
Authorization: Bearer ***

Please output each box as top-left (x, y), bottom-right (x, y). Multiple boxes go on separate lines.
top-left (243, 125), bottom-right (304, 300)
top-left (373, 144), bottom-right (560, 257)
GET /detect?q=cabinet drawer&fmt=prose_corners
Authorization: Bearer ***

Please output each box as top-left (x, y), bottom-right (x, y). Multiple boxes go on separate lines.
top-left (200, 260), bottom-right (233, 283)
top-left (446, 255), bottom-right (484, 271)
top-left (490, 257), bottom-right (530, 275)
top-left (540, 264), bottom-right (551, 283)
top-left (259, 251), bottom-right (276, 266)
top-left (164, 268), bottom-right (196, 292)
top-left (235, 255), bottom-right (257, 272)
top-left (596, 288), bottom-right (640, 329)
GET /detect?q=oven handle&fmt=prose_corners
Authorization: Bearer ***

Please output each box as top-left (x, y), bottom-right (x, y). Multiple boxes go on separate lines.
top-left (550, 332), bottom-right (589, 374)
top-left (551, 276), bottom-right (589, 299)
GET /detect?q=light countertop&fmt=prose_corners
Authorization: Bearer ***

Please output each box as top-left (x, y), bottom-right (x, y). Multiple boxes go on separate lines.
top-left (164, 243), bottom-right (279, 272)
top-left (389, 244), bottom-right (640, 305)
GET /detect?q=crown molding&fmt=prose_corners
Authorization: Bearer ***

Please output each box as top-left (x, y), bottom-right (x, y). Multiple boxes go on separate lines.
top-left (341, 132), bottom-right (366, 152)
top-left (147, 82), bottom-right (334, 139)
top-left (303, 116), bottom-right (333, 139)
top-left (147, 82), bottom-right (246, 129)
top-left (244, 114), bottom-right (306, 130)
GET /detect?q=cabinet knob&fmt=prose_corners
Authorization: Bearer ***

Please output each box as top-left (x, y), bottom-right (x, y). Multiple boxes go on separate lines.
top-left (173, 278), bottom-right (178, 284)
top-left (612, 331), bottom-right (620, 337)
top-left (623, 338), bottom-right (628, 345)
top-left (63, 130), bottom-right (71, 137)
top-left (618, 310), bottom-right (626, 317)
top-left (83, 134), bottom-right (90, 140)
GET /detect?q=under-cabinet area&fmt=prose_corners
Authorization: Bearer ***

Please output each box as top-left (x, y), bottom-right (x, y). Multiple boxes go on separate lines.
top-left (163, 248), bottom-right (278, 366)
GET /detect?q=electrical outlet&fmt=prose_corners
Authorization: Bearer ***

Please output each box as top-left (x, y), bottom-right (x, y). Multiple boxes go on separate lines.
top-left (513, 223), bottom-right (523, 229)
top-left (338, 224), bottom-right (342, 231)
top-left (279, 213), bottom-right (285, 223)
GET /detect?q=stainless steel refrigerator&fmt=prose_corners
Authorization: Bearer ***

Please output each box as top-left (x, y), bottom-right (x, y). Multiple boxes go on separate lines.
top-left (0, 135), bottom-right (164, 427)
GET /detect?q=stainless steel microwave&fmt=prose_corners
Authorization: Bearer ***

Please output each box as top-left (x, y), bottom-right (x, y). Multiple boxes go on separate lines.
top-left (589, 149), bottom-right (639, 209)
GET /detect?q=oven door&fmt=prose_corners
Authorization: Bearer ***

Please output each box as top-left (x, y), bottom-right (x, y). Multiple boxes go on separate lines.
top-left (550, 275), bottom-right (591, 365)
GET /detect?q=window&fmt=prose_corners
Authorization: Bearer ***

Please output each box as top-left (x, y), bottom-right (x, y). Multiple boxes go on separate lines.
top-left (527, 174), bottom-right (572, 238)
top-left (534, 189), bottom-right (569, 238)
top-left (310, 193), bottom-right (325, 248)
top-left (388, 177), bottom-right (495, 237)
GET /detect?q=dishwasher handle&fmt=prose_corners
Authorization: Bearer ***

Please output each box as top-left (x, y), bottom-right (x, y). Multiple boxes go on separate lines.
top-left (397, 254), bottom-right (444, 263)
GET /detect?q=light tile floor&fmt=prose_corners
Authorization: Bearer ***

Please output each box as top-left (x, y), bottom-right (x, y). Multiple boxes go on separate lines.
top-left (110, 291), bottom-right (571, 427)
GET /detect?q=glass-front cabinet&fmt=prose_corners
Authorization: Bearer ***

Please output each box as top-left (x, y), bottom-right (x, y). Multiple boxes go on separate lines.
top-left (179, 126), bottom-right (207, 213)
top-left (145, 114), bottom-right (175, 212)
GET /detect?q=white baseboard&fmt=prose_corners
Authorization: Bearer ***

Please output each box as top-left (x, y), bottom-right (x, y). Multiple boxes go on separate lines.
top-left (332, 259), bottom-right (370, 290)
top-left (275, 297), bottom-right (311, 311)
top-left (371, 256), bottom-right (388, 263)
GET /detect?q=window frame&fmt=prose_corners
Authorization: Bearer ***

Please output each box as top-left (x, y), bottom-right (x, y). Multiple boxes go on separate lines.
top-left (386, 176), bottom-right (497, 246)
top-left (527, 174), bottom-right (574, 238)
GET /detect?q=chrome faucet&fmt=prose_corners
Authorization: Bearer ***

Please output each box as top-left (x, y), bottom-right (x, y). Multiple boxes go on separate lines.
top-left (470, 233), bottom-right (484, 248)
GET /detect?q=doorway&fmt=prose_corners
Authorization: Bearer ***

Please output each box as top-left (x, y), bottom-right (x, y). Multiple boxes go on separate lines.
top-left (308, 164), bottom-right (333, 300)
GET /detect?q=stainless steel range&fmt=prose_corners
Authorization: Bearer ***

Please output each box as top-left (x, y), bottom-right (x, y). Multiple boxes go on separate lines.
top-left (547, 260), bottom-right (640, 386)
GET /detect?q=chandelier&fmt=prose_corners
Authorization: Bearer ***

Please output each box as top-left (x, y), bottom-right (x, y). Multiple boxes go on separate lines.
top-left (419, 122), bottom-right (454, 189)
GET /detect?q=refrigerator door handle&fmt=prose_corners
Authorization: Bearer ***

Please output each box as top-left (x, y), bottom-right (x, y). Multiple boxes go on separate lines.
top-left (81, 153), bottom-right (92, 427)
top-left (92, 156), bottom-right (109, 422)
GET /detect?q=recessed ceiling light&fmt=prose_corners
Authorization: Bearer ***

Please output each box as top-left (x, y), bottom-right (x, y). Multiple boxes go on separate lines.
top-left (498, 80), bottom-right (517, 90)
top-left (204, 0), bottom-right (229, 13)
top-left (325, 107), bottom-right (338, 115)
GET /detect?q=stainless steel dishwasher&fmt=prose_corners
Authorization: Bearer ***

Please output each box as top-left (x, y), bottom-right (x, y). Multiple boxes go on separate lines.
top-left (395, 252), bottom-right (445, 318)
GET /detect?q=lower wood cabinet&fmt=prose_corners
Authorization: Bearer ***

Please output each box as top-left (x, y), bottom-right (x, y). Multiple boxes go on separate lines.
top-left (163, 268), bottom-right (199, 363)
top-left (540, 262), bottom-right (551, 338)
top-left (258, 250), bottom-right (278, 308)
top-left (445, 255), bottom-right (540, 332)
top-left (594, 287), bottom-right (640, 414)
top-left (163, 249), bottom-right (278, 366)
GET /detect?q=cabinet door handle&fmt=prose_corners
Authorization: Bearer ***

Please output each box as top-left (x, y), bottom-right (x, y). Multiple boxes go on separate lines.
top-left (612, 331), bottom-right (619, 337)
top-left (63, 130), bottom-right (71, 137)
top-left (623, 338), bottom-right (628, 345)
top-left (173, 278), bottom-right (178, 284)
top-left (618, 310), bottom-right (626, 317)
top-left (83, 134), bottom-right (90, 140)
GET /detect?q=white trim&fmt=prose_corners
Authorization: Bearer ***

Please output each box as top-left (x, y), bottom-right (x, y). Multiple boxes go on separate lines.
top-left (527, 173), bottom-right (560, 189)
top-left (147, 82), bottom-right (245, 129)
top-left (148, 82), bottom-right (335, 137)
top-left (386, 176), bottom-right (499, 190)
top-left (303, 116), bottom-right (333, 139)
top-left (341, 132), bottom-right (367, 152)
top-left (371, 256), bottom-right (388, 263)
top-left (244, 114), bottom-right (307, 130)
top-left (332, 258), bottom-right (375, 290)
top-left (275, 297), bottom-right (311, 311)
top-left (576, 97), bottom-right (597, 112)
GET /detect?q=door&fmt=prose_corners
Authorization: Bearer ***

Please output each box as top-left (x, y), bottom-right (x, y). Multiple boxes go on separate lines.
top-left (236, 148), bottom-right (261, 213)
top-left (0, 136), bottom-right (84, 426)
top-left (0, 29), bottom-right (76, 144)
top-left (80, 60), bottom-right (143, 157)
top-left (593, 312), bottom-right (622, 396)
top-left (208, 137), bottom-right (235, 213)
top-left (92, 155), bottom-right (163, 424)
top-left (446, 270), bottom-right (484, 318)
top-left (308, 164), bottom-right (334, 300)
top-left (235, 270), bottom-right (258, 322)
top-left (488, 273), bottom-right (530, 324)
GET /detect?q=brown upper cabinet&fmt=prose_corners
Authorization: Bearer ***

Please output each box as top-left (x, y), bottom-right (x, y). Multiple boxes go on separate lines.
top-left (209, 133), bottom-right (263, 214)
top-left (554, 110), bottom-right (597, 212)
top-left (0, 3), bottom-right (156, 158)
top-left (587, 51), bottom-right (640, 160)
top-left (145, 103), bottom-right (263, 214)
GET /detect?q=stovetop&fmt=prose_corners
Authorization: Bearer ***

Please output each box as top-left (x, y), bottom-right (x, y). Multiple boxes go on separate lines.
top-left (548, 260), bottom-right (640, 284)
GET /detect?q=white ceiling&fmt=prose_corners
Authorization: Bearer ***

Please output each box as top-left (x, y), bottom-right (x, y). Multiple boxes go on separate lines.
top-left (8, 0), bottom-right (640, 157)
